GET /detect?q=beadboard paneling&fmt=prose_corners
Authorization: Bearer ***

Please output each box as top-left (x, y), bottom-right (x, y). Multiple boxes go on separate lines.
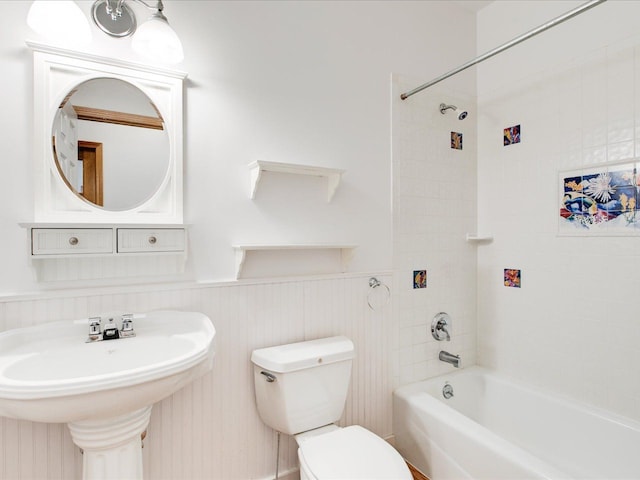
top-left (0, 273), bottom-right (392, 480)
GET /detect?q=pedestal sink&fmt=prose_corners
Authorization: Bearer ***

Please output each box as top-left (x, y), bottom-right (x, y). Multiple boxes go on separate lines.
top-left (0, 310), bottom-right (216, 480)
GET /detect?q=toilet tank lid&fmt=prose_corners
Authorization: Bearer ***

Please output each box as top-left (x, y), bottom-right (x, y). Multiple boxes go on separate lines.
top-left (251, 336), bottom-right (354, 373)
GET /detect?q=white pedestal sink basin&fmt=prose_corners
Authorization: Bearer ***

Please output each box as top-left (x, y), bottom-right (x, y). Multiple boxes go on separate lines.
top-left (0, 310), bottom-right (216, 480)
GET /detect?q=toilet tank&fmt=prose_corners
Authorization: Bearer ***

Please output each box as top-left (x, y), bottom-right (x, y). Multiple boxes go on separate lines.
top-left (251, 336), bottom-right (354, 435)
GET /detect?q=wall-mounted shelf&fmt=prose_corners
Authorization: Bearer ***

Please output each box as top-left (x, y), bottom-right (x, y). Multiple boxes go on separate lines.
top-left (249, 160), bottom-right (345, 202)
top-left (466, 233), bottom-right (494, 243)
top-left (232, 244), bottom-right (357, 279)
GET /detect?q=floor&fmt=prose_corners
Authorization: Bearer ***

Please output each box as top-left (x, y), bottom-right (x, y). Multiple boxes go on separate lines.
top-left (407, 462), bottom-right (429, 480)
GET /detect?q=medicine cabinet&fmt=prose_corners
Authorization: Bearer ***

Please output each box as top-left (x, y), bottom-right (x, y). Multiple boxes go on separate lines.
top-left (23, 42), bottom-right (188, 281)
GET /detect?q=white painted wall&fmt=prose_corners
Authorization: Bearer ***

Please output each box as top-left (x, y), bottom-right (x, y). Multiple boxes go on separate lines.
top-left (477, 0), bottom-right (640, 420)
top-left (0, 0), bottom-right (477, 293)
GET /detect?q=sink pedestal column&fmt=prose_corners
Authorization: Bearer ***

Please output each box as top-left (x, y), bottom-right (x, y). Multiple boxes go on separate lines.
top-left (68, 406), bottom-right (152, 480)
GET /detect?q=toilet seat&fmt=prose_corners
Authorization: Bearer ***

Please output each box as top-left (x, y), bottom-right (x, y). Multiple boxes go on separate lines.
top-left (297, 425), bottom-right (412, 479)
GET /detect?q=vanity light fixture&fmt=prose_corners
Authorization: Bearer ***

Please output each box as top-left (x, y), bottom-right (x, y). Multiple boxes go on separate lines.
top-left (92, 0), bottom-right (184, 63)
top-left (28, 1), bottom-right (184, 64)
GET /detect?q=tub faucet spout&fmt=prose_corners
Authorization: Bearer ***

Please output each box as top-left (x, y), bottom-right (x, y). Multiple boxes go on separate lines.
top-left (439, 350), bottom-right (461, 368)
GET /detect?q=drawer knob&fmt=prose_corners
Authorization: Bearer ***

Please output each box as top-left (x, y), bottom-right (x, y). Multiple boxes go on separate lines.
top-left (148, 236), bottom-right (157, 245)
top-left (68, 236), bottom-right (79, 246)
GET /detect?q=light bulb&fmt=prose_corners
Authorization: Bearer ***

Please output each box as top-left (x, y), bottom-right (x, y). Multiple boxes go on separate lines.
top-left (27, 1), bottom-right (91, 45)
top-left (132, 14), bottom-right (184, 64)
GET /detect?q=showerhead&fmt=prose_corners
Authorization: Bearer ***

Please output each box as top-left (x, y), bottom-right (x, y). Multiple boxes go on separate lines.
top-left (439, 103), bottom-right (468, 121)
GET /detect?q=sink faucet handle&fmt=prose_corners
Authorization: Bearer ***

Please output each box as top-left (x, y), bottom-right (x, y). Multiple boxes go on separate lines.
top-left (86, 317), bottom-right (102, 342)
top-left (120, 313), bottom-right (136, 338)
top-left (88, 317), bottom-right (102, 335)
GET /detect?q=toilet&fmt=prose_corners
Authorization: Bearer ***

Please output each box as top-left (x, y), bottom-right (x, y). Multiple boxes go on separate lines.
top-left (251, 336), bottom-right (412, 480)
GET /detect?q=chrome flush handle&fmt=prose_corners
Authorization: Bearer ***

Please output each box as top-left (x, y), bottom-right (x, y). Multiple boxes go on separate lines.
top-left (260, 371), bottom-right (277, 383)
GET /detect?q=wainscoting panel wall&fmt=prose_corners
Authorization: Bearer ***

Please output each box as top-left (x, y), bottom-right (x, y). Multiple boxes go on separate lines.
top-left (0, 272), bottom-right (392, 480)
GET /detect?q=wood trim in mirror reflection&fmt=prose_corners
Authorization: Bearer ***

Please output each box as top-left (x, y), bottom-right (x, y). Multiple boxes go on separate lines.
top-left (78, 141), bottom-right (104, 206)
top-left (72, 105), bottom-right (164, 130)
top-left (52, 138), bottom-right (105, 208)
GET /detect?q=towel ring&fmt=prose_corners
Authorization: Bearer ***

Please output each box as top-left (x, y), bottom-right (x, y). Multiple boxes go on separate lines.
top-left (367, 277), bottom-right (390, 310)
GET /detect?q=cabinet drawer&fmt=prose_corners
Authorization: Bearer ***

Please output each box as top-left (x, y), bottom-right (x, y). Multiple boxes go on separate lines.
top-left (31, 228), bottom-right (113, 255)
top-left (117, 228), bottom-right (185, 253)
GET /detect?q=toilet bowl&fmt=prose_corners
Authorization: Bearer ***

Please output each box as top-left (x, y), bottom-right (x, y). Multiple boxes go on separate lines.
top-left (251, 336), bottom-right (412, 480)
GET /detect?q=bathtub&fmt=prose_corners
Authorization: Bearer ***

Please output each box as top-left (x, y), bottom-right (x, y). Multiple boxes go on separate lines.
top-left (393, 366), bottom-right (640, 480)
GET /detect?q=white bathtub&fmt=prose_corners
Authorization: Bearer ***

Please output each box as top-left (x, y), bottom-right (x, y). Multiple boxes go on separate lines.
top-left (393, 366), bottom-right (640, 480)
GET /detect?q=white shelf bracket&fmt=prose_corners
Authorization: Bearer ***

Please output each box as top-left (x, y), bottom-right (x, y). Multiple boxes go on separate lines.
top-left (340, 246), bottom-right (355, 272)
top-left (249, 163), bottom-right (263, 200)
top-left (327, 172), bottom-right (342, 202)
top-left (234, 247), bottom-right (247, 279)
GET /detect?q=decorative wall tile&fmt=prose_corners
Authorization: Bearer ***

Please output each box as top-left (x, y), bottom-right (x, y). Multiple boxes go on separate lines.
top-left (413, 270), bottom-right (427, 288)
top-left (559, 162), bottom-right (639, 233)
top-left (503, 124), bottom-right (521, 145)
top-left (451, 132), bottom-right (463, 150)
top-left (503, 269), bottom-right (521, 288)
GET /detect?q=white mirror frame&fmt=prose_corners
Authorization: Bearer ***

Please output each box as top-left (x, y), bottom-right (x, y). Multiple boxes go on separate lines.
top-left (28, 41), bottom-right (186, 224)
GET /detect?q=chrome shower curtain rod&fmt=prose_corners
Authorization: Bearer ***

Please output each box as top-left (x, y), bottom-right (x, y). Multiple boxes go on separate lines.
top-left (400, 0), bottom-right (607, 100)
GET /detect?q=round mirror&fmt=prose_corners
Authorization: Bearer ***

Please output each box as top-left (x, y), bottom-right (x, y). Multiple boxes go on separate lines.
top-left (51, 78), bottom-right (170, 211)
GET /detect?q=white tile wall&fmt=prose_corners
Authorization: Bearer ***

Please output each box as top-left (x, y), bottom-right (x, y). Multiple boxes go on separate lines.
top-left (392, 76), bottom-right (478, 387)
top-left (477, 30), bottom-right (640, 420)
top-left (0, 272), bottom-right (393, 480)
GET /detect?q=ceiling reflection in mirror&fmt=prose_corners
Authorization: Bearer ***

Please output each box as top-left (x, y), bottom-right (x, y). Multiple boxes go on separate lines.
top-left (52, 78), bottom-right (170, 211)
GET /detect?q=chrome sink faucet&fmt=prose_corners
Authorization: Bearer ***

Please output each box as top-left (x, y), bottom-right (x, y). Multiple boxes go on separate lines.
top-left (439, 351), bottom-right (461, 368)
top-left (102, 317), bottom-right (120, 340)
top-left (86, 314), bottom-right (136, 342)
